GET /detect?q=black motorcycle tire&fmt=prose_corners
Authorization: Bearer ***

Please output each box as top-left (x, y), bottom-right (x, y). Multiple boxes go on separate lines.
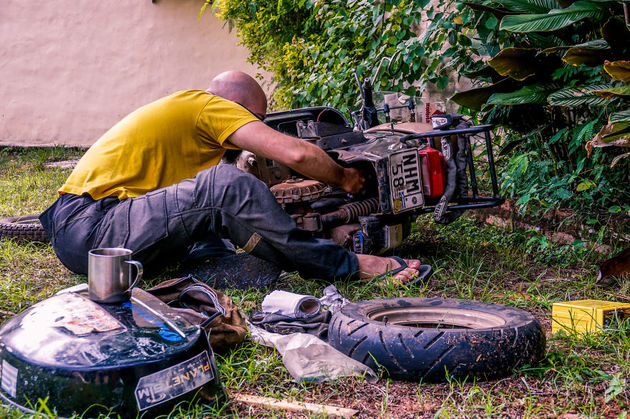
top-left (0, 215), bottom-right (49, 243)
top-left (328, 297), bottom-right (545, 382)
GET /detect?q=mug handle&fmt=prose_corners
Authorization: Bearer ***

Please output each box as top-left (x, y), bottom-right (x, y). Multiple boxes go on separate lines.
top-left (125, 260), bottom-right (144, 294)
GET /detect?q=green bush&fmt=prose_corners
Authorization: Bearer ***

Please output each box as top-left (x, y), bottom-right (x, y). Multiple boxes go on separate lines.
top-left (211, 0), bottom-right (434, 112)
top-left (208, 0), bottom-right (630, 215)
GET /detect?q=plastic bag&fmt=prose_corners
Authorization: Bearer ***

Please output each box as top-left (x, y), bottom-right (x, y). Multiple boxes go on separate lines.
top-left (248, 321), bottom-right (377, 383)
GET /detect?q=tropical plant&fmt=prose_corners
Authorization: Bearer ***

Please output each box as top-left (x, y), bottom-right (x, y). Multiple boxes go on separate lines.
top-left (443, 0), bottom-right (630, 211)
top-left (586, 60), bottom-right (630, 167)
top-left (459, 2), bottom-right (630, 164)
top-left (208, 0), bottom-right (433, 113)
top-left (206, 0), bottom-right (630, 214)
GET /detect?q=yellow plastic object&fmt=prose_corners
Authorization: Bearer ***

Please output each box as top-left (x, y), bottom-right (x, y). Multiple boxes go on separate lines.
top-left (552, 300), bottom-right (630, 334)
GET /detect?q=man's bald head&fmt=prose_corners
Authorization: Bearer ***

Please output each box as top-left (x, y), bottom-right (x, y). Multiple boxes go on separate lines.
top-left (206, 71), bottom-right (267, 120)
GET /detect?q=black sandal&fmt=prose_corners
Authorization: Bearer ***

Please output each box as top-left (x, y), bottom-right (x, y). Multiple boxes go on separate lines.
top-left (376, 256), bottom-right (433, 285)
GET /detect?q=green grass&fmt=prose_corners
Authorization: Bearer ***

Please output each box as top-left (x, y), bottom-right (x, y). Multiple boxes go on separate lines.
top-left (0, 147), bottom-right (629, 418)
top-left (0, 146), bottom-right (84, 216)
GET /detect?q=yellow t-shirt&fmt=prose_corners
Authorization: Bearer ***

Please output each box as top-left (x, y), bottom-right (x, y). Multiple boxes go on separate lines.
top-left (60, 90), bottom-right (258, 200)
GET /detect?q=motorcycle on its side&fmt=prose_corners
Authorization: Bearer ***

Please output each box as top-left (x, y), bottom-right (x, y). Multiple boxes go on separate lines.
top-left (232, 69), bottom-right (504, 255)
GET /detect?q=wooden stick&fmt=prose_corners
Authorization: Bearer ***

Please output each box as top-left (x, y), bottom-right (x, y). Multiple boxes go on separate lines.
top-left (231, 393), bottom-right (358, 418)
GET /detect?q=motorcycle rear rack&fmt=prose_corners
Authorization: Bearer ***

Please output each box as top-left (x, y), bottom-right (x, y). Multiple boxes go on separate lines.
top-left (263, 108), bottom-right (504, 215)
top-left (403, 123), bottom-right (504, 215)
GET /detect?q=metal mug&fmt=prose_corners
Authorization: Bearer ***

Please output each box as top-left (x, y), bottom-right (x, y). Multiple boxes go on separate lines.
top-left (88, 248), bottom-right (143, 304)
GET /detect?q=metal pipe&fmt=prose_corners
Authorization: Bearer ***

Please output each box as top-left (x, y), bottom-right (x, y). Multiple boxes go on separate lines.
top-left (407, 124), bottom-right (494, 138)
top-left (466, 136), bottom-right (479, 198)
top-left (485, 130), bottom-right (500, 197)
top-left (416, 197), bottom-right (505, 213)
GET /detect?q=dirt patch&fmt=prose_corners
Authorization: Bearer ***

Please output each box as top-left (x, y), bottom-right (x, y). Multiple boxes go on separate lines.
top-left (475, 200), bottom-right (630, 252)
top-left (44, 159), bottom-right (79, 169)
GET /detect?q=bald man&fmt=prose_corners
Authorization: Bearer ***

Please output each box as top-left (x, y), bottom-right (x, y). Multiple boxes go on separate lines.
top-left (40, 71), bottom-right (421, 285)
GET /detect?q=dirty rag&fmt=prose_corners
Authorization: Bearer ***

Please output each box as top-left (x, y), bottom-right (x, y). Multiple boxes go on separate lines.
top-left (319, 284), bottom-right (349, 313)
top-left (249, 310), bottom-right (331, 339)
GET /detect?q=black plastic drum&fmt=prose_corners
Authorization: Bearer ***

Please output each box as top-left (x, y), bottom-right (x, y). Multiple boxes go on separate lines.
top-left (0, 285), bottom-right (224, 417)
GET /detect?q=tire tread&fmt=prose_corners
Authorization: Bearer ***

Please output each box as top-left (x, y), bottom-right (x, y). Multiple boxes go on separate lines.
top-left (0, 215), bottom-right (48, 243)
top-left (328, 297), bottom-right (546, 382)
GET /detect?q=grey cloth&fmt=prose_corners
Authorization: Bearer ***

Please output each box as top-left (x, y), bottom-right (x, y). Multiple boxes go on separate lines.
top-left (40, 164), bottom-right (361, 282)
top-left (249, 310), bottom-right (331, 339)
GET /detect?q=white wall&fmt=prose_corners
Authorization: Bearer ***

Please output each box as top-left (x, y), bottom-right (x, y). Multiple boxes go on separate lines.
top-left (0, 0), bottom-right (266, 146)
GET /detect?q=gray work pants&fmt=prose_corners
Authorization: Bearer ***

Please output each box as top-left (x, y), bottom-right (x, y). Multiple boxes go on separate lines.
top-left (40, 164), bottom-right (360, 282)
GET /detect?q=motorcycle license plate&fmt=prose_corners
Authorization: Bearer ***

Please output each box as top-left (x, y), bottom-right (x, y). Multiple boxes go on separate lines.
top-left (388, 149), bottom-right (424, 213)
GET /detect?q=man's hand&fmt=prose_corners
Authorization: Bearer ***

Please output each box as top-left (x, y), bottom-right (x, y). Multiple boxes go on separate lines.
top-left (229, 121), bottom-right (365, 191)
top-left (340, 167), bottom-right (365, 194)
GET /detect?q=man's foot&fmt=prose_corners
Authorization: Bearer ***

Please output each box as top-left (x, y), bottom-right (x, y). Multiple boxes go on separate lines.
top-left (356, 254), bottom-right (422, 285)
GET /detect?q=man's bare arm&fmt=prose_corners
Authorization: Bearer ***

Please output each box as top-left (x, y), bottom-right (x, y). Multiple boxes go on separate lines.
top-left (228, 121), bottom-right (365, 194)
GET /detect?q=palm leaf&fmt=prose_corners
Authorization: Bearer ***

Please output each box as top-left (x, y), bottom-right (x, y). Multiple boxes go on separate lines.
top-left (492, 0), bottom-right (560, 14)
top-left (540, 39), bottom-right (611, 66)
top-left (542, 39), bottom-right (607, 54)
top-left (604, 125), bottom-right (630, 141)
top-left (591, 121), bottom-right (630, 148)
top-left (487, 83), bottom-right (559, 105)
top-left (604, 61), bottom-right (630, 83)
top-left (547, 84), bottom-right (611, 106)
top-left (450, 78), bottom-right (517, 110)
top-left (499, 1), bottom-right (606, 33)
top-left (611, 151), bottom-right (630, 168)
top-left (593, 85), bottom-right (630, 99)
top-left (563, 42), bottom-right (612, 66)
top-left (610, 108), bottom-right (630, 123)
top-left (462, 65), bottom-right (501, 80)
top-left (488, 47), bottom-right (539, 81)
top-left (526, 33), bottom-right (567, 49)
top-left (463, 2), bottom-right (515, 18)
